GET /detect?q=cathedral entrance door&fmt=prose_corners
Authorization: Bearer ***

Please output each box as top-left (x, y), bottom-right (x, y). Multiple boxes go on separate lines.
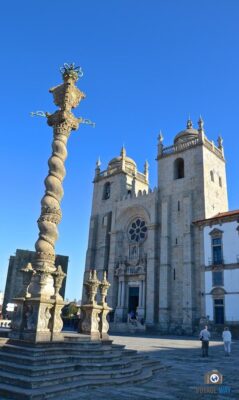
top-left (128, 287), bottom-right (139, 316)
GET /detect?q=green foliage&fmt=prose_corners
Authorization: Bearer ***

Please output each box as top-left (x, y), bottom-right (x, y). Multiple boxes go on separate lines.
top-left (62, 302), bottom-right (79, 318)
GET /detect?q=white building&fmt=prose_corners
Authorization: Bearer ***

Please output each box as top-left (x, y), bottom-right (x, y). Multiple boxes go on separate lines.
top-left (195, 210), bottom-right (239, 328)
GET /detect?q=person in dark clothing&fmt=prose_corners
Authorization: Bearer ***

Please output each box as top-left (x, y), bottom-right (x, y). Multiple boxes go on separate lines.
top-left (199, 325), bottom-right (211, 357)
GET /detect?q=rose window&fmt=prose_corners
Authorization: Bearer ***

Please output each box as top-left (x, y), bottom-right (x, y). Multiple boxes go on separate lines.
top-left (128, 218), bottom-right (147, 242)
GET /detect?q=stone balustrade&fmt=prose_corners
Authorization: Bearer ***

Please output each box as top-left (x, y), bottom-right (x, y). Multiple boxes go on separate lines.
top-left (160, 136), bottom-right (224, 160)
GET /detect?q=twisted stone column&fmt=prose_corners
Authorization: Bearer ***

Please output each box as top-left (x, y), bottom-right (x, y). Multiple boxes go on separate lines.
top-left (11, 64), bottom-right (85, 342)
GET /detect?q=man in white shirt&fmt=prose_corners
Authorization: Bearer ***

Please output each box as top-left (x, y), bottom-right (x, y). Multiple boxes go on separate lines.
top-left (222, 327), bottom-right (232, 356)
top-left (199, 325), bottom-right (211, 357)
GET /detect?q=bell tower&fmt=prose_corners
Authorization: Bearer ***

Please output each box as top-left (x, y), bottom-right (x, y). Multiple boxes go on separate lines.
top-left (157, 118), bottom-right (228, 333)
top-left (83, 147), bottom-right (149, 305)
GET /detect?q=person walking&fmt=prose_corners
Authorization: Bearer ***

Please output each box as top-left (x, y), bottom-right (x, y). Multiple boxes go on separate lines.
top-left (222, 327), bottom-right (232, 356)
top-left (199, 325), bottom-right (211, 357)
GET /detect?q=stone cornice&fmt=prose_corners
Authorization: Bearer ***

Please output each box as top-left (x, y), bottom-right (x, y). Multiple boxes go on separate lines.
top-left (204, 262), bottom-right (239, 271)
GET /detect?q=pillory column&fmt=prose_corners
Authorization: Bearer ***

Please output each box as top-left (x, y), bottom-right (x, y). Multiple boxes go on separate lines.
top-left (11, 64), bottom-right (85, 342)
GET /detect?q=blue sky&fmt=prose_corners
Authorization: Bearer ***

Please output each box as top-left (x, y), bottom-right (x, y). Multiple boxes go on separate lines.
top-left (0, 0), bottom-right (239, 300)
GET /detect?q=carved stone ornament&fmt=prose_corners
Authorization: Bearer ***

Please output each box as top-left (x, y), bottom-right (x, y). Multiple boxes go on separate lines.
top-left (17, 262), bottom-right (34, 298)
top-left (84, 270), bottom-right (100, 305)
top-left (99, 271), bottom-right (111, 306)
top-left (99, 307), bottom-right (111, 340)
top-left (53, 265), bottom-right (66, 299)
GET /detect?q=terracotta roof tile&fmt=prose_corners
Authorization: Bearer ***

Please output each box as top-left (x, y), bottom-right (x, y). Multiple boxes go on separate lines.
top-left (194, 209), bottom-right (239, 225)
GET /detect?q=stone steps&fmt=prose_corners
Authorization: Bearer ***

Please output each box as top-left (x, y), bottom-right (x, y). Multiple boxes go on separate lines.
top-left (0, 357), bottom-right (139, 376)
top-left (0, 338), bottom-right (162, 399)
top-left (1, 342), bottom-right (125, 356)
top-left (0, 365), bottom-right (163, 400)
top-left (0, 362), bottom-right (164, 400)
top-left (0, 364), bottom-right (144, 388)
top-left (0, 350), bottom-right (132, 366)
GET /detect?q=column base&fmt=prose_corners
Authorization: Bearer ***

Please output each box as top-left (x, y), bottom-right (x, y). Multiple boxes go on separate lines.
top-left (10, 296), bottom-right (65, 343)
top-left (80, 304), bottom-right (102, 337)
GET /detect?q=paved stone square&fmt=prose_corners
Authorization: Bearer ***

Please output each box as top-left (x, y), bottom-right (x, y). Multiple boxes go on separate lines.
top-left (74, 335), bottom-right (239, 400)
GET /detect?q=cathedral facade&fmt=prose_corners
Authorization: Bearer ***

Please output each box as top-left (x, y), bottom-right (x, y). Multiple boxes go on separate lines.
top-left (83, 118), bottom-right (228, 333)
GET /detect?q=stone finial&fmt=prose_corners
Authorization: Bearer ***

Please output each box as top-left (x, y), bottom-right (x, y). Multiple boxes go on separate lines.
top-left (217, 135), bottom-right (224, 157)
top-left (95, 157), bottom-right (101, 177)
top-left (157, 131), bottom-right (164, 157)
top-left (187, 118), bottom-right (193, 129)
top-left (84, 269), bottom-right (100, 304)
top-left (198, 116), bottom-right (204, 132)
top-left (121, 146), bottom-right (126, 171)
top-left (158, 131), bottom-right (164, 143)
top-left (217, 135), bottom-right (223, 149)
top-left (198, 116), bottom-right (205, 142)
top-left (53, 265), bottom-right (66, 299)
top-left (96, 157), bottom-right (101, 168)
top-left (99, 271), bottom-right (111, 306)
top-left (18, 263), bottom-right (34, 298)
top-left (120, 145), bottom-right (126, 158)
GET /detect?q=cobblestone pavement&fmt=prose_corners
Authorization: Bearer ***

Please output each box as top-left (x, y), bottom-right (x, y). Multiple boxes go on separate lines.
top-left (75, 335), bottom-right (239, 400)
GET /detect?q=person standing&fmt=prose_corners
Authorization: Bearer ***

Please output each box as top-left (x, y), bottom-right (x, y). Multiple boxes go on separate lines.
top-left (199, 325), bottom-right (211, 357)
top-left (222, 327), bottom-right (232, 356)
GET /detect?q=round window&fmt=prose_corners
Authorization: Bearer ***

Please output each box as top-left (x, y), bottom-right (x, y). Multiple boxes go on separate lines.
top-left (128, 218), bottom-right (147, 243)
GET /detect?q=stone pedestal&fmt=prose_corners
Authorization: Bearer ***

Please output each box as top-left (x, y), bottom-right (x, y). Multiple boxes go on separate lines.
top-left (10, 297), bottom-right (65, 342)
top-left (100, 305), bottom-right (112, 340)
top-left (80, 304), bottom-right (102, 339)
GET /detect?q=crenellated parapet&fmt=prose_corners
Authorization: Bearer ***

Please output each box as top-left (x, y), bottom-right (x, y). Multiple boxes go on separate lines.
top-left (118, 187), bottom-right (157, 203)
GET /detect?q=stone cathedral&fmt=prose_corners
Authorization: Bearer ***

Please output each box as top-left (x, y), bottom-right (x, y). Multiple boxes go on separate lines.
top-left (83, 118), bottom-right (228, 334)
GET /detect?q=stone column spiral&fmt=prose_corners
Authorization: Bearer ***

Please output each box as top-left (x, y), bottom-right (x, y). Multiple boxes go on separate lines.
top-left (11, 64), bottom-right (86, 342)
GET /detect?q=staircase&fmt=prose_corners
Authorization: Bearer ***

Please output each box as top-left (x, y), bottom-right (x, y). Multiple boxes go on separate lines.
top-left (0, 335), bottom-right (163, 400)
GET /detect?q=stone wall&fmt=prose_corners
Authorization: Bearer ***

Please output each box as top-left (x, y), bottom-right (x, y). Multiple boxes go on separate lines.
top-left (3, 249), bottom-right (68, 316)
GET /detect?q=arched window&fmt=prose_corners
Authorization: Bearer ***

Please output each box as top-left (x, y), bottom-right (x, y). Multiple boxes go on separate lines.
top-left (210, 171), bottom-right (214, 182)
top-left (174, 158), bottom-right (184, 179)
top-left (103, 182), bottom-right (111, 200)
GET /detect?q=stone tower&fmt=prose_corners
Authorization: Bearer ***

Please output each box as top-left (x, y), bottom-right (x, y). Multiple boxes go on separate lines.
top-left (157, 118), bottom-right (228, 333)
top-left (83, 147), bottom-right (149, 309)
top-left (83, 117), bottom-right (228, 334)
